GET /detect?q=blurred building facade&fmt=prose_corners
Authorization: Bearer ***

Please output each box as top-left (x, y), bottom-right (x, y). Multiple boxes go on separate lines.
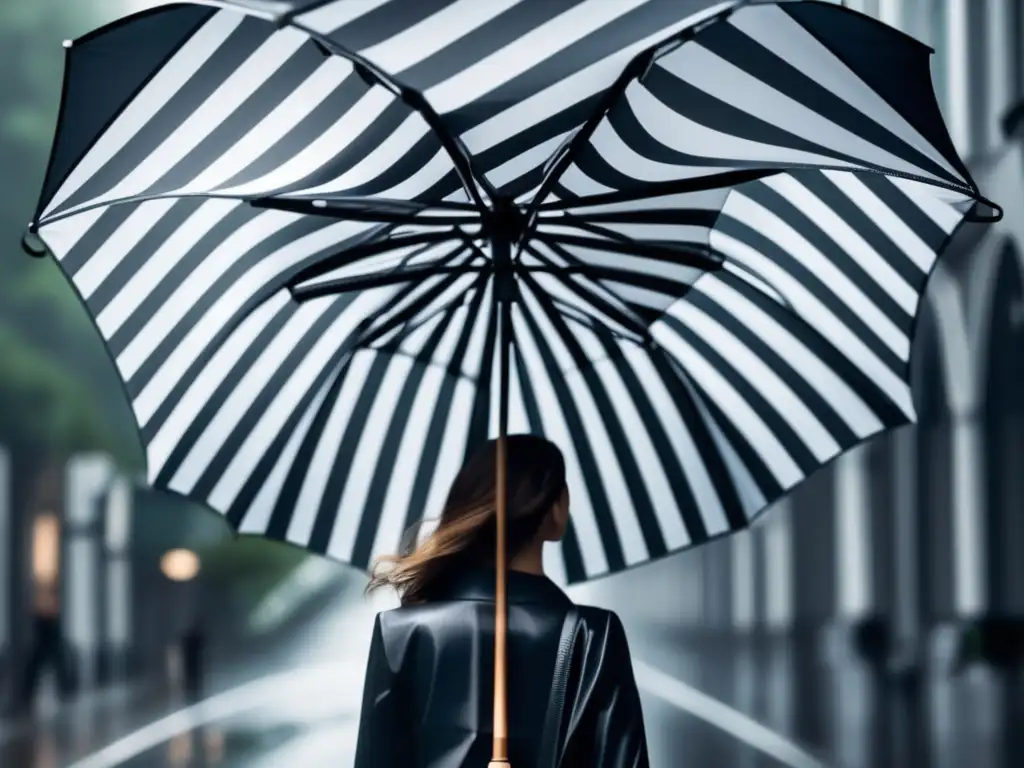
top-left (597, 0), bottom-right (1024, 661)
top-left (0, 452), bottom-right (141, 710)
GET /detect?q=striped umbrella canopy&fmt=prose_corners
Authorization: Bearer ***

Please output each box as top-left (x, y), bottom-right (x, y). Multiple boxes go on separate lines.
top-left (27, 0), bottom-right (997, 591)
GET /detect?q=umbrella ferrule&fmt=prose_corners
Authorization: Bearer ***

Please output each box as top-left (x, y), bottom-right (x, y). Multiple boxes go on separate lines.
top-left (494, 267), bottom-right (516, 303)
top-left (491, 236), bottom-right (516, 303)
top-left (485, 198), bottom-right (527, 247)
top-left (486, 197), bottom-right (523, 303)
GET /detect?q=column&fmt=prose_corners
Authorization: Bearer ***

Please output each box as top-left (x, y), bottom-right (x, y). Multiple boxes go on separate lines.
top-left (790, 468), bottom-right (837, 631)
top-left (1015, 0), bottom-right (1024, 105)
top-left (985, 0), bottom-right (1020, 150)
top-left (891, 425), bottom-right (924, 661)
top-left (0, 447), bottom-right (9, 670)
top-left (901, 0), bottom-right (947, 41)
top-left (842, 0), bottom-right (882, 19)
top-left (979, 245), bottom-right (1024, 615)
top-left (843, 1), bottom-right (910, 38)
top-left (701, 539), bottom-right (732, 634)
top-left (671, 540), bottom-right (704, 630)
top-left (927, 265), bottom-right (988, 621)
top-left (951, 415), bottom-right (986, 617)
top-left (63, 454), bottom-right (113, 692)
top-left (835, 446), bottom-right (873, 622)
top-left (867, 441), bottom-right (898, 621)
top-left (876, 0), bottom-right (904, 27)
top-left (998, 412), bottom-right (1024, 614)
top-left (945, 0), bottom-right (1001, 158)
top-left (789, 470), bottom-right (835, 747)
top-left (892, 423), bottom-right (933, 675)
top-left (762, 498), bottom-right (794, 635)
top-left (944, 0), bottom-right (971, 154)
top-left (103, 475), bottom-right (133, 682)
top-left (730, 530), bottom-right (756, 633)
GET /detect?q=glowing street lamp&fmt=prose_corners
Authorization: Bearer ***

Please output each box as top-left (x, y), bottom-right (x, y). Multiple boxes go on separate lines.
top-left (160, 549), bottom-right (200, 583)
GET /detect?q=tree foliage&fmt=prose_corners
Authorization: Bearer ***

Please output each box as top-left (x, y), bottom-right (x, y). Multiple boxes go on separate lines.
top-left (0, 323), bottom-right (113, 455)
top-left (0, 0), bottom-right (141, 467)
top-left (199, 537), bottom-right (313, 601)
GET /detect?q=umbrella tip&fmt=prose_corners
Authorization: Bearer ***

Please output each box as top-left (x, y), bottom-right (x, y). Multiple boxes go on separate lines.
top-left (62, 39), bottom-right (73, 49)
top-left (22, 229), bottom-right (48, 258)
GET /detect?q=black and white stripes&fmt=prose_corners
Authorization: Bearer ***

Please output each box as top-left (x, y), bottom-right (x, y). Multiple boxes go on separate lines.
top-left (32, 0), bottom-right (989, 584)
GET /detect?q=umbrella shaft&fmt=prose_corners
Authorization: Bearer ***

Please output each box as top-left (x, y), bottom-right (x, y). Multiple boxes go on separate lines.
top-left (493, 431), bottom-right (509, 761)
top-left (492, 278), bottom-right (512, 765)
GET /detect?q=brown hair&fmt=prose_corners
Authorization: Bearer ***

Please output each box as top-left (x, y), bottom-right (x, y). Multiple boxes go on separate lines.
top-left (365, 434), bottom-right (567, 605)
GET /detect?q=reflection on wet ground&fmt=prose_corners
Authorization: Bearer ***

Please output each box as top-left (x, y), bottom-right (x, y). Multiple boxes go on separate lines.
top-left (119, 722), bottom-right (304, 767)
top-left (640, 632), bottom-right (1024, 768)
top-left (2, 591), bottom-right (1023, 768)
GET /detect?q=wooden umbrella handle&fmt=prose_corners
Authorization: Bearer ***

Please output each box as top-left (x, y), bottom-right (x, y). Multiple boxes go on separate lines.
top-left (491, 432), bottom-right (510, 765)
top-left (492, 239), bottom-right (514, 767)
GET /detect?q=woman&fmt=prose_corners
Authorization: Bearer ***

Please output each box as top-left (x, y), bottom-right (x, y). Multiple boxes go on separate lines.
top-left (354, 434), bottom-right (650, 767)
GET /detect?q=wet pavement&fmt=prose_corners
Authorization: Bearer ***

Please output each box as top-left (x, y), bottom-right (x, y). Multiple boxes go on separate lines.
top-left (638, 631), bottom-right (1023, 768)
top-left (2, 588), bottom-right (1022, 767)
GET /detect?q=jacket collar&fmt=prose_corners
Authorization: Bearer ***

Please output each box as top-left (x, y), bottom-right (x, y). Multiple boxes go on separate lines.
top-left (438, 567), bottom-right (572, 607)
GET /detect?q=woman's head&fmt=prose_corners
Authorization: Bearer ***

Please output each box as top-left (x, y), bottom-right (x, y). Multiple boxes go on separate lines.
top-left (366, 434), bottom-right (569, 605)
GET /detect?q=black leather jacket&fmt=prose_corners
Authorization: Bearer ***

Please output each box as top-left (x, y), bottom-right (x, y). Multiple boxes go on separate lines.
top-left (354, 567), bottom-right (649, 767)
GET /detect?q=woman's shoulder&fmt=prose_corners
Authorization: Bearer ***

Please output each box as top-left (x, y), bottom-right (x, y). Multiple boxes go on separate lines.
top-left (375, 598), bottom-right (626, 639)
top-left (373, 599), bottom-right (473, 639)
top-left (375, 601), bottom-right (444, 627)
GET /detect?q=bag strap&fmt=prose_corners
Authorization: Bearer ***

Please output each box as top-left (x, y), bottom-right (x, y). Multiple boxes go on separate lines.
top-left (537, 607), bottom-right (580, 768)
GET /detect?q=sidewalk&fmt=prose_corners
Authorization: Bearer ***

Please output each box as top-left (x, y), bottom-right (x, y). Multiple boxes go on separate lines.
top-left (0, 678), bottom-right (175, 768)
top-left (0, 574), bottom-right (371, 768)
top-left (0, 650), bottom-right (337, 768)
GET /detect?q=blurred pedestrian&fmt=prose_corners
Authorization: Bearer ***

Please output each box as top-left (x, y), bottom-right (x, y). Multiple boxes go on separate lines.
top-left (18, 579), bottom-right (74, 711)
top-left (180, 622), bottom-right (205, 703)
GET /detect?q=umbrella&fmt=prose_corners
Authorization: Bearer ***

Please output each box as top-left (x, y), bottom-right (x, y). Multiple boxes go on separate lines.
top-left (25, 1), bottom-right (997, 762)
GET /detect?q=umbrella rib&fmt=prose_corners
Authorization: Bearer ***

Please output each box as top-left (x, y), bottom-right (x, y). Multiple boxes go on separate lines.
top-left (355, 267), bottom-right (491, 353)
top-left (526, 2), bottom-right (744, 217)
top-left (365, 272), bottom-right (493, 379)
top-left (538, 219), bottom-right (717, 297)
top-left (364, 303), bottom-right (480, 383)
top-left (548, 214), bottom-right (718, 264)
top-left (546, 296), bottom-right (646, 347)
top-left (557, 209), bottom-right (720, 227)
top-left (292, 265), bottom-right (488, 301)
top-left (521, 244), bottom-right (653, 342)
top-left (532, 261), bottom-right (701, 300)
top-left (394, 270), bottom-right (494, 385)
top-left (541, 187), bottom-right (795, 311)
top-left (36, 187), bottom-right (481, 230)
top-left (284, 19), bottom-right (496, 211)
top-left (350, 256), bottom-right (468, 348)
top-left (266, 196), bottom-right (478, 211)
top-left (517, 272), bottom-right (632, 377)
top-left (30, 4), bottom-right (218, 226)
top-left (534, 231), bottom-right (721, 271)
top-left (28, 169), bottom-right (768, 231)
top-left (536, 170), bottom-right (776, 212)
top-left (276, 0), bottom-right (342, 26)
top-left (287, 229), bottom-right (466, 289)
top-left (249, 197), bottom-right (481, 227)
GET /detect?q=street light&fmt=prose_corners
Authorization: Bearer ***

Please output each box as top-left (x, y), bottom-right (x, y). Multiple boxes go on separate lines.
top-left (160, 549), bottom-right (200, 583)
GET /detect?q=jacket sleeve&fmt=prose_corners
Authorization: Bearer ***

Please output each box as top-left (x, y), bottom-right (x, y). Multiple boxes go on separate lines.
top-left (583, 612), bottom-right (650, 768)
top-left (353, 614), bottom-right (408, 768)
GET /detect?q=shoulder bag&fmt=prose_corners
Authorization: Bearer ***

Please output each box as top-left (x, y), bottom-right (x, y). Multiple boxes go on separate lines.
top-left (536, 607), bottom-right (580, 768)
